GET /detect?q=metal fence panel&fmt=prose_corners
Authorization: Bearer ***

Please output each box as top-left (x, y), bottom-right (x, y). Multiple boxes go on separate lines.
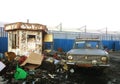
top-left (54, 39), bottom-right (74, 52)
top-left (115, 41), bottom-right (120, 51)
top-left (54, 39), bottom-right (120, 52)
top-left (0, 27), bottom-right (7, 37)
top-left (102, 40), bottom-right (115, 51)
top-left (0, 37), bottom-right (8, 53)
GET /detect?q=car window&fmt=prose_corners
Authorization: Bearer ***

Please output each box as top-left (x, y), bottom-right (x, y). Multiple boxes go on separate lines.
top-left (86, 41), bottom-right (98, 48)
top-left (74, 41), bottom-right (85, 49)
top-left (74, 40), bottom-right (103, 49)
top-left (86, 41), bottom-right (103, 49)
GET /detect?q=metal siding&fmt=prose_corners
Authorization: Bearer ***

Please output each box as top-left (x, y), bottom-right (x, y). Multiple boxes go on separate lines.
top-left (115, 41), bottom-right (120, 51)
top-left (54, 39), bottom-right (74, 52)
top-left (0, 37), bottom-right (8, 53)
top-left (54, 39), bottom-right (120, 52)
top-left (0, 27), bottom-right (8, 53)
top-left (102, 40), bottom-right (116, 51)
top-left (0, 27), bottom-right (8, 37)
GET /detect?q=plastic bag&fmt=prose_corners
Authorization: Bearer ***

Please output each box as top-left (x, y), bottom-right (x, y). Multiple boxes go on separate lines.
top-left (14, 65), bottom-right (27, 80)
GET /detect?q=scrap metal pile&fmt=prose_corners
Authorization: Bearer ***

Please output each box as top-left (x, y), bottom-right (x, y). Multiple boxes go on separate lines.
top-left (0, 51), bottom-right (70, 84)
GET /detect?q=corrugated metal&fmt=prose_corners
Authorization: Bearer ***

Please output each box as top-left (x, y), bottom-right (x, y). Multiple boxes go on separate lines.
top-left (115, 41), bottom-right (120, 51)
top-left (0, 37), bottom-right (120, 53)
top-left (0, 37), bottom-right (8, 53)
top-left (102, 40), bottom-right (116, 51)
top-left (53, 39), bottom-right (120, 52)
top-left (0, 27), bottom-right (8, 53)
top-left (38, 30), bottom-right (120, 52)
top-left (54, 39), bottom-right (74, 52)
top-left (0, 27), bottom-right (8, 37)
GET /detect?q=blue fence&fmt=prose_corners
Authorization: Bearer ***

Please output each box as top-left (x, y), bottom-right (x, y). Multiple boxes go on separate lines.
top-left (115, 41), bottom-right (120, 51)
top-left (0, 38), bottom-right (120, 53)
top-left (102, 40), bottom-right (114, 51)
top-left (0, 27), bottom-right (8, 54)
top-left (102, 40), bottom-right (120, 51)
top-left (54, 39), bottom-right (74, 52)
top-left (0, 37), bottom-right (8, 53)
top-left (53, 39), bottom-right (120, 52)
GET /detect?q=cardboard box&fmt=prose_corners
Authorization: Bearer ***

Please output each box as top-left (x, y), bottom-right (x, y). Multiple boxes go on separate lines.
top-left (20, 52), bottom-right (44, 66)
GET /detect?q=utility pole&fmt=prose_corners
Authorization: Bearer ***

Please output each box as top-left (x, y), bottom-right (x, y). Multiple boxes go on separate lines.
top-left (106, 27), bottom-right (107, 35)
top-left (85, 25), bottom-right (87, 33)
top-left (60, 22), bottom-right (62, 31)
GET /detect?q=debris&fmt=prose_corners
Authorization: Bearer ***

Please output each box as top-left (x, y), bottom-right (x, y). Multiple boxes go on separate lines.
top-left (0, 61), bottom-right (6, 71)
top-left (20, 52), bottom-right (44, 66)
top-left (0, 53), bottom-right (4, 59)
top-left (14, 65), bottom-right (28, 80)
top-left (45, 57), bottom-right (54, 63)
top-left (63, 63), bottom-right (68, 71)
top-left (24, 64), bottom-right (40, 70)
top-left (18, 56), bottom-right (27, 65)
top-left (4, 52), bottom-right (16, 61)
top-left (48, 74), bottom-right (54, 78)
top-left (70, 68), bottom-right (75, 73)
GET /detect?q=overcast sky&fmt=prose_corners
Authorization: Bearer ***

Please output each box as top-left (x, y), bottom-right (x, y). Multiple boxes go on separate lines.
top-left (0, 0), bottom-right (120, 32)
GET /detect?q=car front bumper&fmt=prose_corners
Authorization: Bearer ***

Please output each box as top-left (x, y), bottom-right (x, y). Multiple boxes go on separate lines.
top-left (66, 61), bottom-right (110, 67)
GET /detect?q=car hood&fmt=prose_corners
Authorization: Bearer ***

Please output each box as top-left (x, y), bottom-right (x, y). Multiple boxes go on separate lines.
top-left (67, 49), bottom-right (108, 56)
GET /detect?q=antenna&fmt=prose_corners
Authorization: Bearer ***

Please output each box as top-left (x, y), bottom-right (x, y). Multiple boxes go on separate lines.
top-left (85, 25), bottom-right (87, 33)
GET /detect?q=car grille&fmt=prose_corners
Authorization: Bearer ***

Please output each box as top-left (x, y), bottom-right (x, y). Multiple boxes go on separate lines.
top-left (73, 55), bottom-right (101, 62)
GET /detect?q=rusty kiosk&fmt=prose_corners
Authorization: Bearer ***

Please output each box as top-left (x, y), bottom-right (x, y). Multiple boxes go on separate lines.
top-left (4, 22), bottom-right (49, 55)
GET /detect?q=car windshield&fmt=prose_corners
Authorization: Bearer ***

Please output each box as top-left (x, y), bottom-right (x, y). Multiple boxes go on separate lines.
top-left (74, 40), bottom-right (103, 49)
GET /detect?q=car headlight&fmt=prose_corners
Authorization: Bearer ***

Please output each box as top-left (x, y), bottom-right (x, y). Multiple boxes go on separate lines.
top-left (101, 56), bottom-right (107, 62)
top-left (68, 55), bottom-right (73, 60)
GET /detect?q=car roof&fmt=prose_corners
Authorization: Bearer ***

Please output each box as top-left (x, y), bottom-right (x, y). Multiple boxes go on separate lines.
top-left (75, 38), bottom-right (100, 41)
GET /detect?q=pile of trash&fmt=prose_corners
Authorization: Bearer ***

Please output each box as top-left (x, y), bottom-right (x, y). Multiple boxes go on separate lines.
top-left (0, 52), bottom-right (69, 84)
